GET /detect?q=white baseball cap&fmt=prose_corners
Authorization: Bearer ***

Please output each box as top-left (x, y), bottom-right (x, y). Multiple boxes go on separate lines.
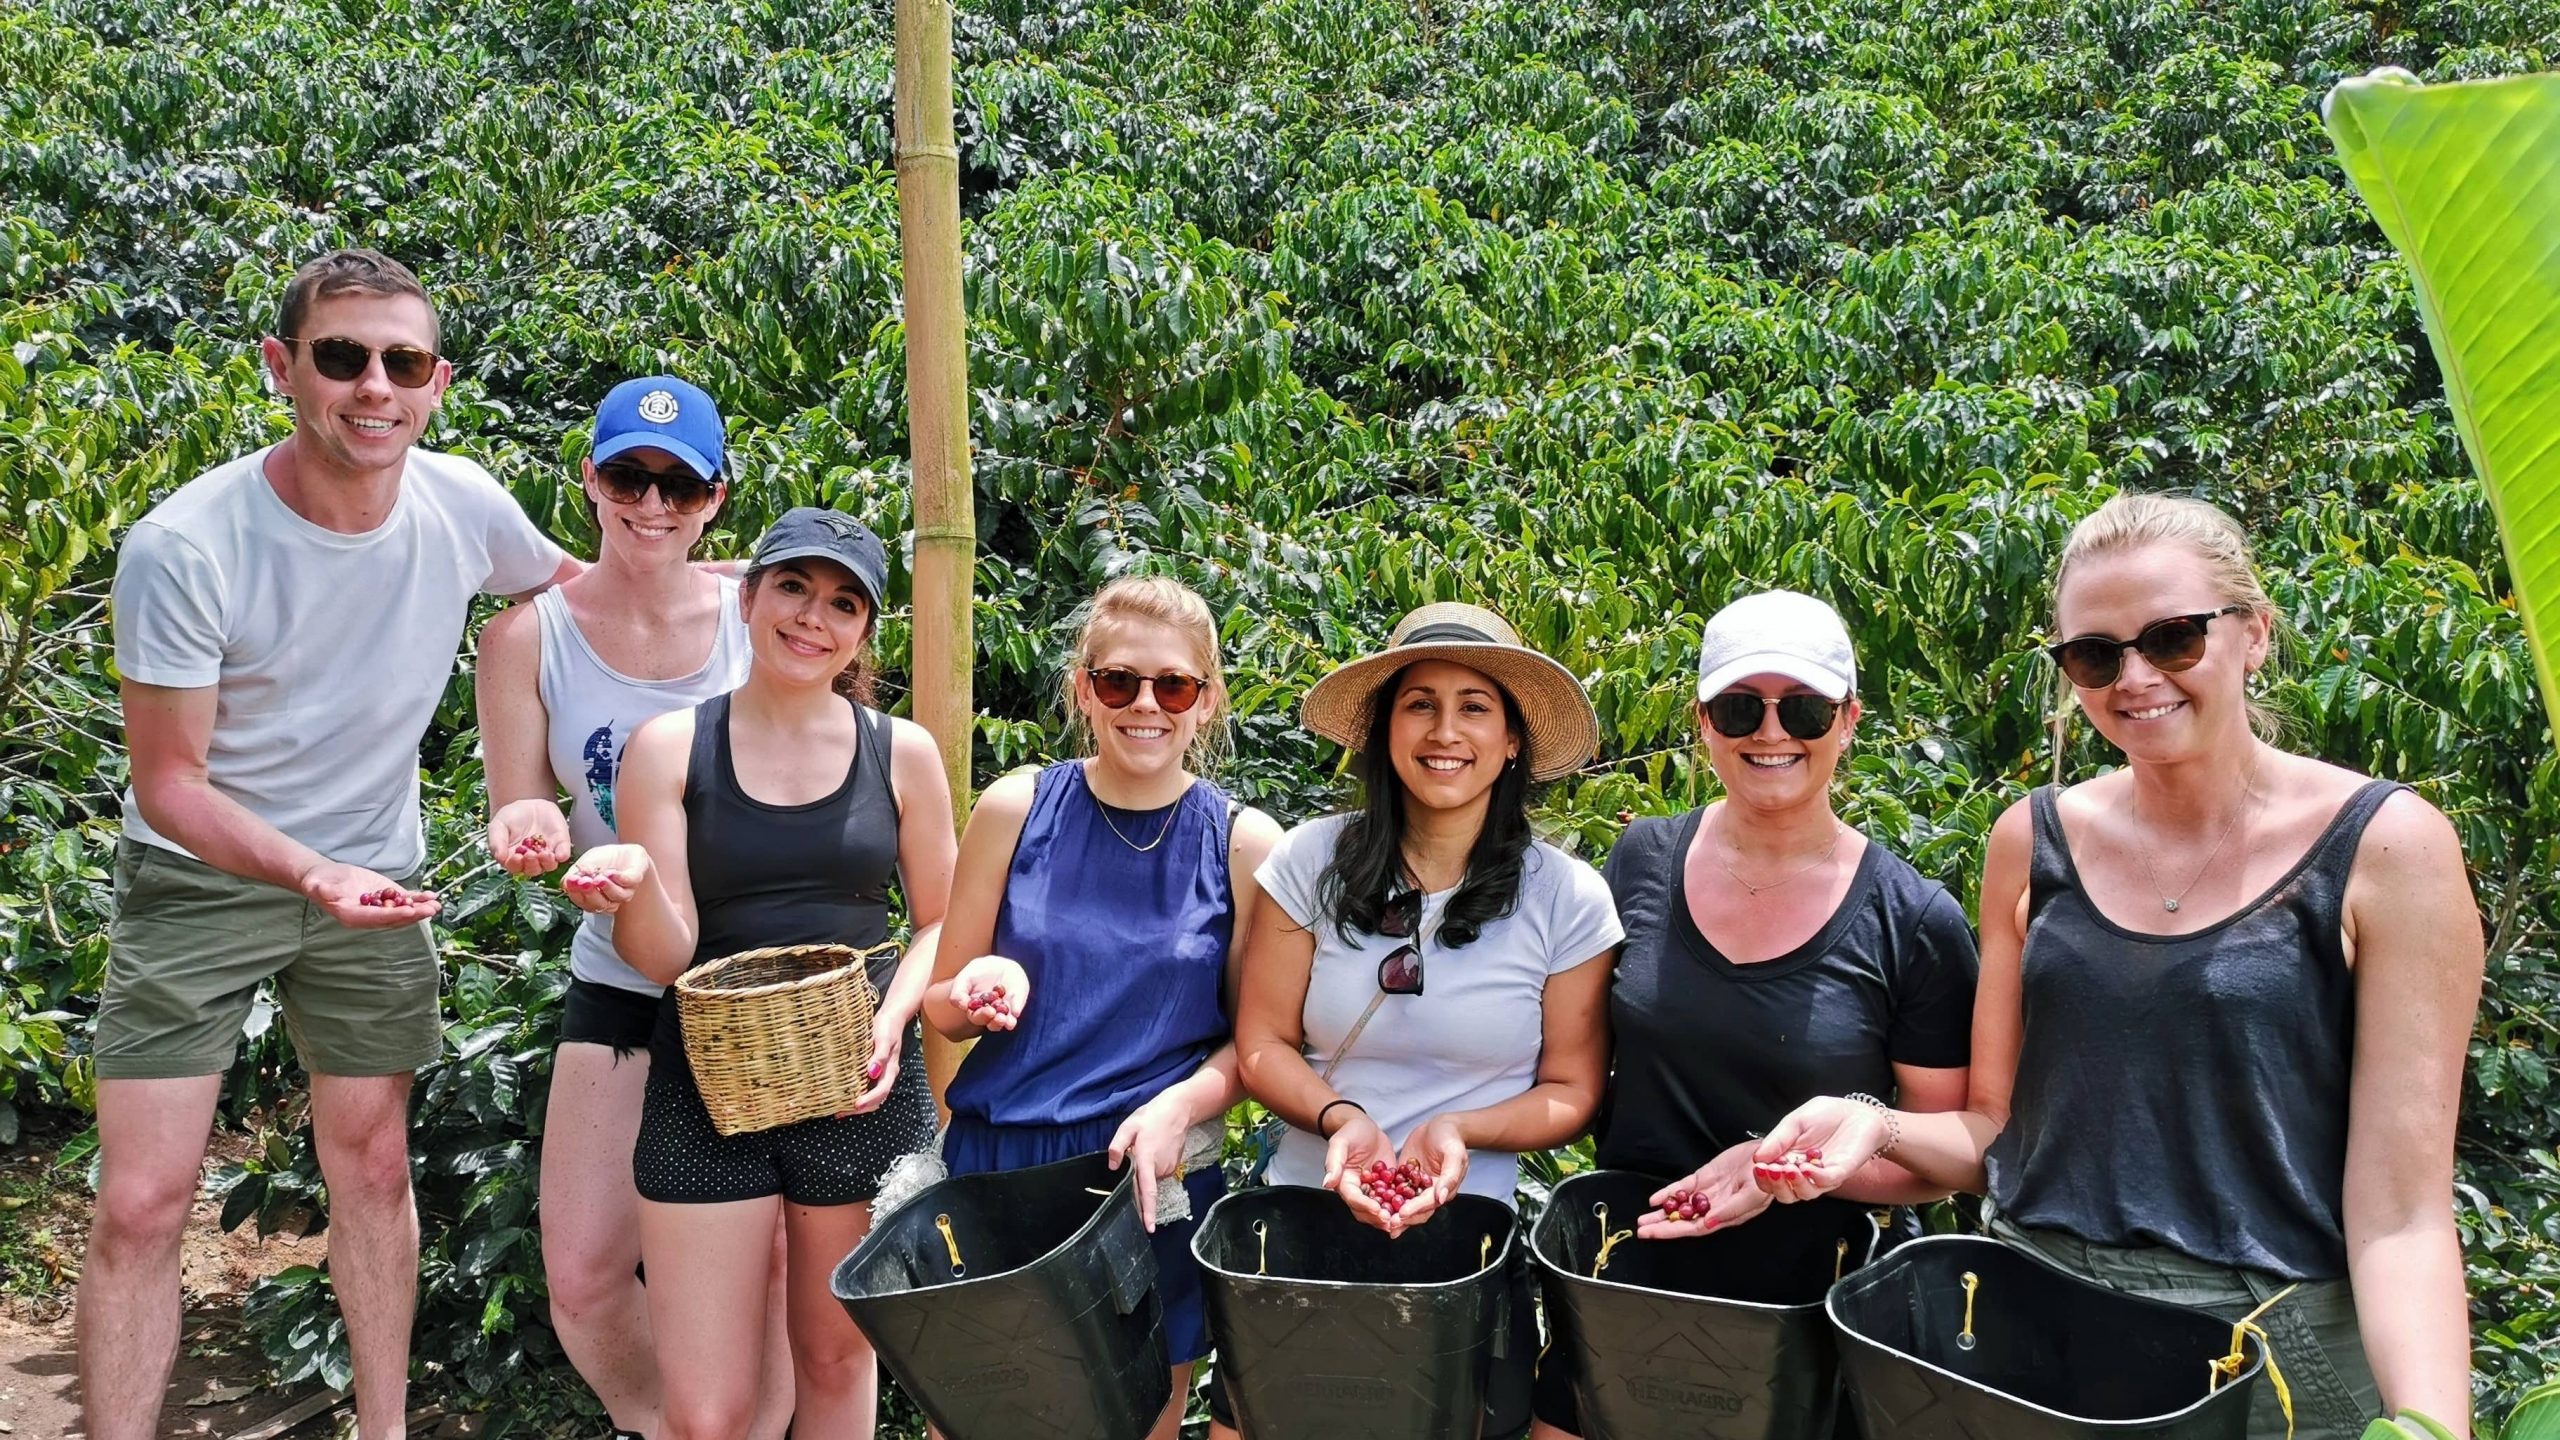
top-left (1696, 590), bottom-right (1858, 701)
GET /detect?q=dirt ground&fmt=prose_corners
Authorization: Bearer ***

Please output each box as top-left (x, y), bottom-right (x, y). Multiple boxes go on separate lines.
top-left (0, 1127), bottom-right (348, 1439)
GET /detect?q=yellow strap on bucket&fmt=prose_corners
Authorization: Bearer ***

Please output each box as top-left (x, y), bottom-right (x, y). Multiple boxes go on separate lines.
top-left (1253, 1219), bottom-right (1270, 1276)
top-left (1958, 1271), bottom-right (1980, 1351)
top-left (1835, 1239), bottom-right (1850, 1282)
top-left (1481, 1234), bottom-right (1494, 1270)
top-left (2208, 1284), bottom-right (2299, 1440)
top-left (934, 1213), bottom-right (966, 1277)
top-left (1590, 1203), bottom-right (1634, 1277)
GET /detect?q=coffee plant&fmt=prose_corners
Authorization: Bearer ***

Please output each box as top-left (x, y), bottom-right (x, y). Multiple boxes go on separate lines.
top-left (2, 0), bottom-right (2555, 1428)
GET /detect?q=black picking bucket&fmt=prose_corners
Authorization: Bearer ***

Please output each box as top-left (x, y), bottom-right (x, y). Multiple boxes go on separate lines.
top-left (830, 1151), bottom-right (1170, 1440)
top-left (1193, 1185), bottom-right (1517, 1440)
top-left (1530, 1170), bottom-right (1877, 1440)
top-left (1827, 1235), bottom-right (2264, 1440)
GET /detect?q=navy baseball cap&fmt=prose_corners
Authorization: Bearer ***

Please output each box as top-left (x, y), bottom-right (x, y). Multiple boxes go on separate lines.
top-left (750, 508), bottom-right (889, 613)
top-left (592, 376), bottom-right (725, 481)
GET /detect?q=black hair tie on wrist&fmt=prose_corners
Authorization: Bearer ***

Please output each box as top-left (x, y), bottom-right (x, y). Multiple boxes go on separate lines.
top-left (1316, 1098), bottom-right (1366, 1133)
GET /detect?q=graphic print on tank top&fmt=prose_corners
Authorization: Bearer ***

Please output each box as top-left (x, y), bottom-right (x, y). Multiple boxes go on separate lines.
top-left (582, 723), bottom-right (619, 830)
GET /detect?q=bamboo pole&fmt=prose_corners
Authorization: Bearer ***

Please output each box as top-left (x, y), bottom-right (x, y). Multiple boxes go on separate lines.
top-left (896, 0), bottom-right (976, 1109)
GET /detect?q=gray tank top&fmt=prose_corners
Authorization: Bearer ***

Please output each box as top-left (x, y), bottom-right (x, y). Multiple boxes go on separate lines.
top-left (533, 579), bottom-right (751, 993)
top-left (1985, 779), bottom-right (2401, 1281)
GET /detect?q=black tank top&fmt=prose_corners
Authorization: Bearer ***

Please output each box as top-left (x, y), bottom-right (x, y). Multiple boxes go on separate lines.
top-left (650, 692), bottom-right (903, 1056)
top-left (1984, 779), bottom-right (2400, 1280)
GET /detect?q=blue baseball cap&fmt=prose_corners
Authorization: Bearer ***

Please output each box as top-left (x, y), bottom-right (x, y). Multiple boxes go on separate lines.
top-left (592, 376), bottom-right (725, 481)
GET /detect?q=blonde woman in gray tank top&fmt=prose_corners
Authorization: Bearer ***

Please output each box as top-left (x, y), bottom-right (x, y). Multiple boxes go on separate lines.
top-left (1752, 495), bottom-right (2486, 1439)
top-left (473, 378), bottom-right (784, 1440)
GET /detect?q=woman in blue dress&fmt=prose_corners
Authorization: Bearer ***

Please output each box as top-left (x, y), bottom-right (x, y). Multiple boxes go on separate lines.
top-left (923, 575), bottom-right (1281, 1437)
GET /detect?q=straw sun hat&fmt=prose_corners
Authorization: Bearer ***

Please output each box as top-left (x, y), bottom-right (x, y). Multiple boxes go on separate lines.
top-left (1299, 602), bottom-right (1599, 783)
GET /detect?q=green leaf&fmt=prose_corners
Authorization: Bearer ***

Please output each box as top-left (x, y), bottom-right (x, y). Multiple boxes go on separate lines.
top-left (2323, 69), bottom-right (2560, 726)
top-left (2507, 1384), bottom-right (2560, 1440)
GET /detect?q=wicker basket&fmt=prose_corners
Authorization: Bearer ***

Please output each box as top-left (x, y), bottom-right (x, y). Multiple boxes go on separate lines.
top-left (675, 942), bottom-right (893, 1136)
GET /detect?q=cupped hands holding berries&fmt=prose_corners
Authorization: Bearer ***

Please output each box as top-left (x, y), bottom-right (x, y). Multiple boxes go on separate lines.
top-left (488, 798), bottom-right (571, 877)
top-left (946, 955), bottom-right (1028, 1032)
top-left (300, 860), bottom-right (440, 928)
top-left (1323, 1108), bottom-right (1468, 1237)
top-left (561, 843), bottom-right (650, 913)
top-left (1637, 1139), bottom-right (1775, 1239)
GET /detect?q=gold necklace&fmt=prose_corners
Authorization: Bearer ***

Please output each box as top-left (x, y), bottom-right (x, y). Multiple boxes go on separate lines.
top-left (1715, 816), bottom-right (1845, 897)
top-left (2132, 759), bottom-right (2259, 913)
top-left (1098, 797), bottom-right (1181, 852)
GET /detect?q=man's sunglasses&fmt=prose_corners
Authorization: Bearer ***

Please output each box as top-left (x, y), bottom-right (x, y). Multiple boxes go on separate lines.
top-left (593, 460), bottom-right (720, 515)
top-left (1086, 667), bottom-right (1206, 714)
top-left (2047, 606), bottom-right (2247, 690)
top-left (1378, 887), bottom-right (1425, 995)
top-left (1703, 692), bottom-right (1841, 740)
top-left (282, 336), bottom-right (441, 389)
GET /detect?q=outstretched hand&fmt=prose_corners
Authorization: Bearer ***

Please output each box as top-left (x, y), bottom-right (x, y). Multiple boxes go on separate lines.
top-left (1637, 1140), bottom-right (1772, 1238)
top-left (1750, 1097), bottom-right (1889, 1202)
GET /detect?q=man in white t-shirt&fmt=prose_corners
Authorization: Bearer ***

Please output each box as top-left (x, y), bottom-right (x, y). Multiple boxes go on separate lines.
top-left (79, 249), bottom-right (577, 1440)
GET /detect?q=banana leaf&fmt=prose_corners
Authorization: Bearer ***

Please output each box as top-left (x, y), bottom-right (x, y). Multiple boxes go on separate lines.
top-left (2323, 69), bottom-right (2560, 726)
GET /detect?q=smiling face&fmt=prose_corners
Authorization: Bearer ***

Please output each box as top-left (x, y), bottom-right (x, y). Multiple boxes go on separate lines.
top-left (1074, 616), bottom-right (1218, 781)
top-left (583, 447), bottom-right (723, 562)
top-left (1700, 676), bottom-right (1857, 813)
top-left (2053, 541), bottom-right (2269, 763)
top-left (1385, 659), bottom-right (1521, 815)
top-left (262, 289), bottom-right (449, 481)
top-left (742, 557), bottom-right (874, 690)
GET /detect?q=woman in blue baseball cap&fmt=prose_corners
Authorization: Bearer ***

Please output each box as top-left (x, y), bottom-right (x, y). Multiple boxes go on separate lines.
top-left (476, 377), bottom-right (794, 1439)
top-left (563, 503), bottom-right (953, 1440)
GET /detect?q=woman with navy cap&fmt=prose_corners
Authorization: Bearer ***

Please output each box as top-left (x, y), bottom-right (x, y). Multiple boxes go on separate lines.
top-left (563, 506), bottom-right (955, 1440)
top-left (1529, 590), bottom-right (1978, 1438)
top-left (476, 377), bottom-right (790, 1439)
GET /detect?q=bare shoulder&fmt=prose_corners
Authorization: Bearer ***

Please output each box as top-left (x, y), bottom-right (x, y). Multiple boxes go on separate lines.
top-left (969, 767), bottom-right (1042, 826)
top-left (884, 714), bottom-right (946, 770)
top-left (2350, 784), bottom-right (2466, 883)
top-left (477, 595), bottom-right (538, 660)
top-left (2049, 770), bottom-right (2127, 830)
top-left (1230, 802), bottom-right (1285, 869)
top-left (626, 706), bottom-right (699, 771)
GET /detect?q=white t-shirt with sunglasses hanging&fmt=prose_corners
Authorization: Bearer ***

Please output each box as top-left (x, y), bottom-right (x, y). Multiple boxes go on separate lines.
top-left (114, 445), bottom-right (568, 875)
top-left (1257, 813), bottom-right (1624, 1202)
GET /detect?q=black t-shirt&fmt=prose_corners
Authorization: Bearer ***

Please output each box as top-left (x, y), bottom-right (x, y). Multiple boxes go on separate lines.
top-left (1594, 808), bottom-right (1980, 1179)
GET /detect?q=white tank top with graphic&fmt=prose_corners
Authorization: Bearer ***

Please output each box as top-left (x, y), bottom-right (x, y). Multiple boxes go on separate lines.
top-left (534, 577), bottom-right (752, 993)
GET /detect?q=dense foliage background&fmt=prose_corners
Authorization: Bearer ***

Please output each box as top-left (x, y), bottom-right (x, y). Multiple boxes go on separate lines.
top-left (3, 0), bottom-right (2556, 1426)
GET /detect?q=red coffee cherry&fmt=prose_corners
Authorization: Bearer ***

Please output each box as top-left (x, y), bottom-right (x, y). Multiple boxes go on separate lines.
top-left (1660, 1188), bottom-right (1709, 1223)
top-left (1356, 1159), bottom-right (1433, 1215)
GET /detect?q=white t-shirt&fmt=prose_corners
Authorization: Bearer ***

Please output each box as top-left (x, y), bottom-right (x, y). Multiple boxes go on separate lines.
top-left (1256, 813), bottom-right (1624, 1201)
top-left (114, 445), bottom-right (567, 875)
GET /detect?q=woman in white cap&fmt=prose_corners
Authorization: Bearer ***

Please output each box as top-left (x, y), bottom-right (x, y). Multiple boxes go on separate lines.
top-left (1527, 588), bottom-right (1978, 1438)
top-left (562, 506), bottom-right (955, 1440)
top-left (474, 376), bottom-right (792, 1440)
top-left (1230, 601), bottom-right (1625, 1440)
top-left (1752, 496), bottom-right (2482, 1440)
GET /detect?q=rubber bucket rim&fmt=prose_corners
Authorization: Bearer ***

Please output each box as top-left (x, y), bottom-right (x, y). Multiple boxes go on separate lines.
top-left (1826, 1233), bottom-right (2266, 1429)
top-left (1529, 1168), bottom-right (1880, 1314)
top-left (1191, 1185), bottom-right (1517, 1287)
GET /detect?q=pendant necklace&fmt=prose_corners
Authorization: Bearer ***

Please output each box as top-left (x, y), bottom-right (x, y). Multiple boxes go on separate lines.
top-left (1098, 797), bottom-right (1180, 852)
top-left (1716, 816), bottom-right (1845, 897)
top-left (2132, 757), bottom-right (2258, 913)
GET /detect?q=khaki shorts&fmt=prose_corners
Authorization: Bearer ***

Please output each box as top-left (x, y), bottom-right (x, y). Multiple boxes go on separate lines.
top-left (93, 839), bottom-right (443, 1080)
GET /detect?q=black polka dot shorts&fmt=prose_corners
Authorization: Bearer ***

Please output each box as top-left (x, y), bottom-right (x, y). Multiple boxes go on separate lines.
top-left (634, 1023), bottom-right (936, 1207)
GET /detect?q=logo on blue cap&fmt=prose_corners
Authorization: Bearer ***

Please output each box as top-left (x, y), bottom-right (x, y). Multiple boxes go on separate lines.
top-left (594, 376), bottom-right (724, 482)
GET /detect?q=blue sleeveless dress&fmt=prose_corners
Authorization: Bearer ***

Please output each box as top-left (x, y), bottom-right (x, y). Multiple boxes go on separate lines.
top-left (944, 760), bottom-right (1236, 1364)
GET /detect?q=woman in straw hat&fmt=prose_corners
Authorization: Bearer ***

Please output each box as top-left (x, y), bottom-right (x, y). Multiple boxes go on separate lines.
top-left (561, 506), bottom-right (955, 1440)
top-left (923, 574), bottom-right (1282, 1438)
top-left (1227, 601), bottom-right (1624, 1440)
top-left (1528, 589), bottom-right (1979, 1439)
top-left (1753, 495), bottom-right (2483, 1439)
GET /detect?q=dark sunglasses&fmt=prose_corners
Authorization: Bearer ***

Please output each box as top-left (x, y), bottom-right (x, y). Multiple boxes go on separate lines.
top-left (593, 460), bottom-right (720, 515)
top-left (282, 336), bottom-right (440, 388)
top-left (1086, 667), bottom-right (1206, 714)
top-left (1376, 887), bottom-right (1425, 994)
top-left (1703, 692), bottom-right (1841, 740)
top-left (2047, 606), bottom-right (2246, 689)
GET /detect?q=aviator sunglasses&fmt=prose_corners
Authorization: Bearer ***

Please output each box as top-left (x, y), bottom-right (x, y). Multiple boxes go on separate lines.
top-left (2046, 605), bottom-right (2246, 689)
top-left (593, 460), bottom-right (720, 515)
top-left (281, 336), bottom-right (441, 389)
top-left (1703, 692), bottom-right (1842, 740)
top-left (1085, 667), bottom-right (1207, 714)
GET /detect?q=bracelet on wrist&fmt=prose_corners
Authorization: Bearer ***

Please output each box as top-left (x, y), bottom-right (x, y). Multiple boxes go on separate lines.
top-left (1845, 1091), bottom-right (1902, 1156)
top-left (1315, 1098), bottom-right (1365, 1135)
